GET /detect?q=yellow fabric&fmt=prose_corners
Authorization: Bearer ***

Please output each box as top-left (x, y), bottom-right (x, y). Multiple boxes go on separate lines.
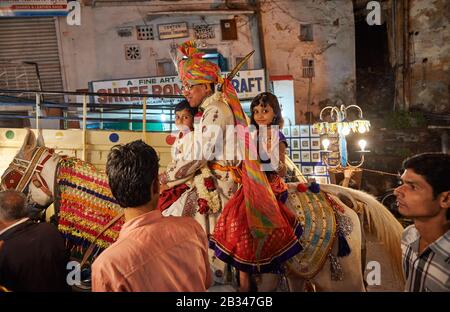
top-left (209, 162), bottom-right (242, 184)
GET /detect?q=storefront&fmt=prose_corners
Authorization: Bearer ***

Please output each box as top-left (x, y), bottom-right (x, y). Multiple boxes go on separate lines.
top-left (88, 69), bottom-right (266, 131)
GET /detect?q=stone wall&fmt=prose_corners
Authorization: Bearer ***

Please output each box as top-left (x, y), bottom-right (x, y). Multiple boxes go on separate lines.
top-left (408, 0), bottom-right (450, 114)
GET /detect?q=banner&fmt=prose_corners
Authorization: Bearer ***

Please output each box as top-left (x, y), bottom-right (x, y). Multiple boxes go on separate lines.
top-left (0, 0), bottom-right (68, 17)
top-left (89, 69), bottom-right (266, 105)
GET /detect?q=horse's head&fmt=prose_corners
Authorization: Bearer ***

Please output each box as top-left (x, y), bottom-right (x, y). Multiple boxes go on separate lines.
top-left (1, 129), bottom-right (60, 214)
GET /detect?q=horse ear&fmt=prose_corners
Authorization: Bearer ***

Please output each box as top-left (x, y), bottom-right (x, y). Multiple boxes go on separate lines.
top-left (18, 128), bottom-right (37, 159)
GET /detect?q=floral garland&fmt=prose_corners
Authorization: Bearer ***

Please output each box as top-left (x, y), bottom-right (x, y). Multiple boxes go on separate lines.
top-left (194, 166), bottom-right (221, 214)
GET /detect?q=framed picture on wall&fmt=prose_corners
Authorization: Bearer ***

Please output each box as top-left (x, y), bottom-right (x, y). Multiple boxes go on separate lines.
top-left (291, 138), bottom-right (300, 150)
top-left (301, 151), bottom-right (311, 162)
top-left (311, 151), bottom-right (321, 162)
top-left (292, 151), bottom-right (301, 162)
top-left (314, 165), bottom-right (327, 175)
top-left (301, 138), bottom-right (310, 149)
top-left (282, 127), bottom-right (291, 137)
top-left (300, 125), bottom-right (310, 137)
top-left (315, 176), bottom-right (329, 184)
top-left (310, 138), bottom-right (321, 150)
top-left (291, 126), bottom-right (300, 137)
top-left (302, 166), bottom-right (313, 175)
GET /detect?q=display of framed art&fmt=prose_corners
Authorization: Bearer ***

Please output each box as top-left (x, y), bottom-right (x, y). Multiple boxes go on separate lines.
top-left (282, 125), bottom-right (330, 183)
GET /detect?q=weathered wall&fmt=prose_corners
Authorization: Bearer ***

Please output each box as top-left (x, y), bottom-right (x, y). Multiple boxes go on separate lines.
top-left (408, 0), bottom-right (450, 114)
top-left (260, 0), bottom-right (356, 124)
top-left (57, 1), bottom-right (258, 92)
top-left (56, 0), bottom-right (357, 123)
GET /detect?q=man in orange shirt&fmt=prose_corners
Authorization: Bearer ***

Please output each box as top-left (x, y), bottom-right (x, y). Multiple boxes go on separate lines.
top-left (92, 140), bottom-right (211, 291)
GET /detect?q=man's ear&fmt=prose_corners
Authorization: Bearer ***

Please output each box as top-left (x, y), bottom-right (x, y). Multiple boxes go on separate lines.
top-left (203, 83), bottom-right (212, 93)
top-left (439, 191), bottom-right (450, 209)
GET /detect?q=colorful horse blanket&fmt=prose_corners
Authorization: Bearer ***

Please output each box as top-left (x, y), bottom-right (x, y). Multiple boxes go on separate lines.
top-left (285, 185), bottom-right (351, 279)
top-left (55, 157), bottom-right (124, 260)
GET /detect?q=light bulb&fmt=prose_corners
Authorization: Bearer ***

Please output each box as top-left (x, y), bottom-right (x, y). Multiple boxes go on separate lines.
top-left (160, 114), bottom-right (167, 122)
top-left (358, 139), bottom-right (367, 151)
top-left (322, 138), bottom-right (330, 151)
top-left (341, 125), bottom-right (351, 136)
top-left (358, 124), bottom-right (366, 134)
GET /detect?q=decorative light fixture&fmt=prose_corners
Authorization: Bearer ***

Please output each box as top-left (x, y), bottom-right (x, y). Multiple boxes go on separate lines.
top-left (314, 104), bottom-right (371, 168)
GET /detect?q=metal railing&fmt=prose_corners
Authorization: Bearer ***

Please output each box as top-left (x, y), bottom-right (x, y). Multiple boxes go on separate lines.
top-left (0, 88), bottom-right (184, 129)
top-left (0, 88), bottom-right (184, 160)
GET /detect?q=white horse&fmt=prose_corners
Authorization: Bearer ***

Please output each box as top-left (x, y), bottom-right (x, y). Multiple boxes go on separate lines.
top-left (1, 130), bottom-right (404, 291)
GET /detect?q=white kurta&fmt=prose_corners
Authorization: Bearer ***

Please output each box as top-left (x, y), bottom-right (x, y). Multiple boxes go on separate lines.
top-left (160, 92), bottom-right (241, 285)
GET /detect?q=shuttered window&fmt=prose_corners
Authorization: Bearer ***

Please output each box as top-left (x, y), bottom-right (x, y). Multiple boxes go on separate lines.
top-left (0, 17), bottom-right (64, 103)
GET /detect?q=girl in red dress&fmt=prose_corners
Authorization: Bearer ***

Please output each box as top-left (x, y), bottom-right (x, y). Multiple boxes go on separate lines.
top-left (210, 92), bottom-right (302, 291)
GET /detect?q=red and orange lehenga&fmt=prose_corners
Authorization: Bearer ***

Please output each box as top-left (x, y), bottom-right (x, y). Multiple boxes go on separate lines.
top-left (210, 134), bottom-right (303, 274)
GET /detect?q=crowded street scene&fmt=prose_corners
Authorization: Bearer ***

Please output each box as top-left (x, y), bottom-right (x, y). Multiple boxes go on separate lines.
top-left (0, 0), bottom-right (448, 300)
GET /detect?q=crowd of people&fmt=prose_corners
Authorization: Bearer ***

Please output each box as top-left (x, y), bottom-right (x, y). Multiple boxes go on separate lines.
top-left (0, 40), bottom-right (448, 292)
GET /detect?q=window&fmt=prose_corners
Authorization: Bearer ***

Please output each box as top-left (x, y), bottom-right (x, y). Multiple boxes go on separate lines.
top-left (302, 58), bottom-right (314, 78)
top-left (136, 25), bottom-right (154, 40)
top-left (156, 59), bottom-right (176, 76)
top-left (300, 24), bottom-right (313, 41)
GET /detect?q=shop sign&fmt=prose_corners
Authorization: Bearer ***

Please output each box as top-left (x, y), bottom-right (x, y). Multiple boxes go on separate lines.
top-left (90, 69), bottom-right (266, 105)
top-left (157, 22), bottom-right (189, 40)
top-left (0, 0), bottom-right (68, 17)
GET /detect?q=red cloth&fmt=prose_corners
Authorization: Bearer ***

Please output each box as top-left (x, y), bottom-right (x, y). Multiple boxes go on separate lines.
top-left (157, 184), bottom-right (189, 212)
top-left (211, 175), bottom-right (301, 272)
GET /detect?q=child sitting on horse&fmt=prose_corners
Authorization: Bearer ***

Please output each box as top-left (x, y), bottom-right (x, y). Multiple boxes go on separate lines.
top-left (250, 92), bottom-right (289, 201)
top-left (157, 99), bottom-right (198, 212)
top-left (210, 92), bottom-right (302, 291)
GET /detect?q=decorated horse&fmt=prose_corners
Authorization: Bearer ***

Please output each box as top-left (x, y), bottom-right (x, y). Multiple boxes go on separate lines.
top-left (1, 129), bottom-right (404, 291)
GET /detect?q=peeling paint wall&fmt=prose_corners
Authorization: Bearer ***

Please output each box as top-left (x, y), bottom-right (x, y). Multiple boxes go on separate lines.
top-left (57, 1), bottom-right (257, 92)
top-left (260, 0), bottom-right (356, 124)
top-left (409, 0), bottom-right (450, 113)
top-left (56, 0), bottom-right (357, 122)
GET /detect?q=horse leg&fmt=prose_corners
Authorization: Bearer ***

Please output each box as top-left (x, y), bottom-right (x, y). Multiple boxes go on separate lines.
top-left (254, 273), bottom-right (281, 292)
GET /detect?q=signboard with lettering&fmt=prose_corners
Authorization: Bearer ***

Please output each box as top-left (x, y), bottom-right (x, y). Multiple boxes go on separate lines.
top-left (90, 69), bottom-right (266, 105)
top-left (157, 22), bottom-right (189, 40)
top-left (90, 69), bottom-right (265, 131)
top-left (0, 0), bottom-right (68, 17)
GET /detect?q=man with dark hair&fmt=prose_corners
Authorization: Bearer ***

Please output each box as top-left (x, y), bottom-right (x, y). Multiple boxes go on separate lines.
top-left (0, 190), bottom-right (70, 292)
top-left (394, 152), bottom-right (450, 292)
top-left (92, 140), bottom-right (211, 291)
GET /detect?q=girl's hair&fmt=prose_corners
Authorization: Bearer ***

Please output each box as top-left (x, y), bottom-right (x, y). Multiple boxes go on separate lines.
top-left (250, 92), bottom-right (284, 127)
top-left (175, 99), bottom-right (198, 117)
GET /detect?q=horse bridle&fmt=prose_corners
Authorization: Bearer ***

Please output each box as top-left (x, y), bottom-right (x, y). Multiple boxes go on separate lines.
top-left (1, 146), bottom-right (54, 198)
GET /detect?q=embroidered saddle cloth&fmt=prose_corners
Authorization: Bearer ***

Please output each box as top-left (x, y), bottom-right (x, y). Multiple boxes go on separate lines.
top-left (56, 157), bottom-right (124, 259)
top-left (285, 185), bottom-right (338, 279)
